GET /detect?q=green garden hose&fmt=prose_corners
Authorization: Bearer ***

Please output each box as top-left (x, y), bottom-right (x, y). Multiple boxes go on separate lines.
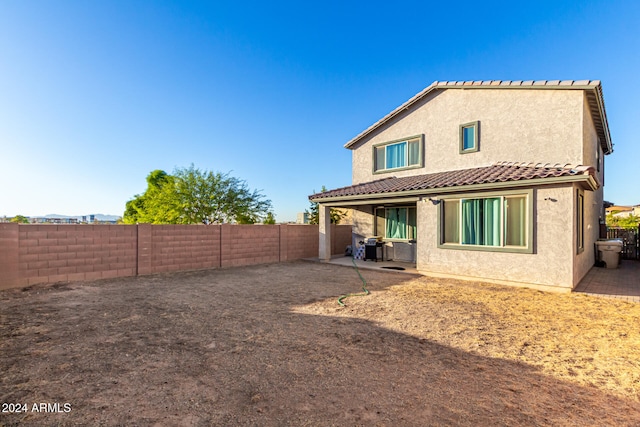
top-left (337, 256), bottom-right (370, 307)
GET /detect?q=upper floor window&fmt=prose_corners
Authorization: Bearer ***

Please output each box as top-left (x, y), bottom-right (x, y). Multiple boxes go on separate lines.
top-left (459, 121), bottom-right (479, 153)
top-left (373, 135), bottom-right (423, 173)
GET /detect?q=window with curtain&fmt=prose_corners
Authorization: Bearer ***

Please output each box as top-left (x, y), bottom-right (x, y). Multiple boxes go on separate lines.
top-left (386, 143), bottom-right (406, 170)
top-left (375, 207), bottom-right (417, 240)
top-left (374, 137), bottom-right (422, 172)
top-left (442, 200), bottom-right (459, 244)
top-left (440, 193), bottom-right (529, 250)
top-left (505, 196), bottom-right (526, 246)
top-left (461, 198), bottom-right (500, 246)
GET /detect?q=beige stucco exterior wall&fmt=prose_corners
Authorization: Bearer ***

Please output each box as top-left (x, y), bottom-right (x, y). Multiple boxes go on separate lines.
top-left (582, 94), bottom-right (605, 217)
top-left (416, 185), bottom-right (579, 290)
top-left (574, 186), bottom-right (601, 287)
top-left (352, 206), bottom-right (374, 240)
top-left (573, 188), bottom-right (602, 285)
top-left (573, 96), bottom-right (604, 286)
top-left (582, 94), bottom-right (601, 183)
top-left (349, 183), bottom-right (597, 289)
top-left (351, 89), bottom-right (586, 185)
top-left (341, 86), bottom-right (609, 290)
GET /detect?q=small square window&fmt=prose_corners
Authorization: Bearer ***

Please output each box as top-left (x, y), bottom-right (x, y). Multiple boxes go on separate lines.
top-left (459, 121), bottom-right (479, 153)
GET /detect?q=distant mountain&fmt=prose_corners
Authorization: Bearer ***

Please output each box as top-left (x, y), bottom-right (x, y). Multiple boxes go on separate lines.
top-left (43, 214), bottom-right (121, 221)
top-left (90, 214), bottom-right (121, 222)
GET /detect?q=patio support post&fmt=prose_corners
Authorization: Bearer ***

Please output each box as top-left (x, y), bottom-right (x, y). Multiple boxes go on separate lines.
top-left (319, 204), bottom-right (332, 261)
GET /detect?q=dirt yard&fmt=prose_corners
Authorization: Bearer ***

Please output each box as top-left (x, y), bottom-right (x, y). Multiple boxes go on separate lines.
top-left (1, 261), bottom-right (639, 426)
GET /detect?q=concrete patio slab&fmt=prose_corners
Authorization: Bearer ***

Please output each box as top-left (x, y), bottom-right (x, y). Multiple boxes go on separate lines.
top-left (316, 257), bottom-right (640, 303)
top-left (574, 260), bottom-right (640, 303)
top-left (309, 255), bottom-right (419, 275)
top-left (312, 257), bottom-right (640, 303)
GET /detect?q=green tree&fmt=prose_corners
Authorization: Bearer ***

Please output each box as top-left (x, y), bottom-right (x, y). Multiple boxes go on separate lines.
top-left (123, 170), bottom-right (178, 224)
top-left (10, 215), bottom-right (30, 224)
top-left (606, 213), bottom-right (640, 229)
top-left (306, 186), bottom-right (346, 224)
top-left (263, 212), bottom-right (276, 224)
top-left (123, 166), bottom-right (272, 224)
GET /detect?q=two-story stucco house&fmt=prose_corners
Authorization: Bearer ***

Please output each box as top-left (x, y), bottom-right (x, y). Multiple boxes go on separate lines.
top-left (310, 80), bottom-right (612, 291)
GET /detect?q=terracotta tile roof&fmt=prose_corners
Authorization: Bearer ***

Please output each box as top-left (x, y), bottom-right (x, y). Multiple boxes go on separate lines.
top-left (435, 80), bottom-right (601, 88)
top-left (310, 162), bottom-right (596, 200)
top-left (344, 80), bottom-right (612, 155)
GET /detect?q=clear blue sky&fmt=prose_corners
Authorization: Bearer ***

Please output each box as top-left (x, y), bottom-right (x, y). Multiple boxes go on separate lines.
top-left (1, 0), bottom-right (638, 221)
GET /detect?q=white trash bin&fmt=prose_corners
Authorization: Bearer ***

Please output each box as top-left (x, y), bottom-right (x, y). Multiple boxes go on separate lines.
top-left (595, 239), bottom-right (623, 268)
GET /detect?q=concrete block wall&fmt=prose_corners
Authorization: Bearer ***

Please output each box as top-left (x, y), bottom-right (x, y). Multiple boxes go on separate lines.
top-left (221, 224), bottom-right (280, 268)
top-left (280, 224), bottom-right (319, 261)
top-left (14, 224), bottom-right (137, 287)
top-left (145, 225), bottom-right (220, 274)
top-left (0, 223), bottom-right (353, 290)
top-left (332, 225), bottom-right (353, 255)
top-left (0, 224), bottom-right (19, 288)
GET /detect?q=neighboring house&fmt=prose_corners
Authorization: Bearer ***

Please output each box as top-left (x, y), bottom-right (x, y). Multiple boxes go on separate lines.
top-left (612, 211), bottom-right (634, 219)
top-left (606, 205), bottom-right (640, 219)
top-left (606, 205), bottom-right (632, 216)
top-left (311, 80), bottom-right (612, 291)
top-left (297, 212), bottom-right (310, 224)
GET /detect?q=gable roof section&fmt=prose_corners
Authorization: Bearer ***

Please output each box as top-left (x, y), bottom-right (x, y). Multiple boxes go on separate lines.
top-left (309, 162), bottom-right (598, 204)
top-left (344, 80), bottom-right (613, 155)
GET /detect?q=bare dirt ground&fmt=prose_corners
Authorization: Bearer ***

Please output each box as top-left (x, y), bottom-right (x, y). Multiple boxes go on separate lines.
top-left (1, 260), bottom-right (639, 426)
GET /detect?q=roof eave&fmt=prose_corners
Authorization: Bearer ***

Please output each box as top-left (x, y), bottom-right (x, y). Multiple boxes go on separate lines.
top-left (592, 84), bottom-right (614, 155)
top-left (310, 174), bottom-right (598, 205)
